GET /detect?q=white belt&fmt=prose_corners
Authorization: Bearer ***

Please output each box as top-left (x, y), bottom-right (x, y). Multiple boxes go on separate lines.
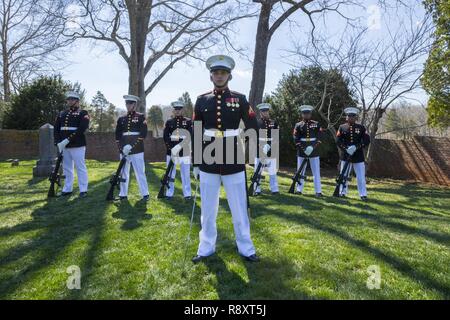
top-left (170, 135), bottom-right (186, 141)
top-left (123, 132), bottom-right (140, 136)
top-left (259, 137), bottom-right (273, 141)
top-left (204, 129), bottom-right (240, 138)
top-left (61, 127), bottom-right (77, 131)
top-left (300, 138), bottom-right (317, 142)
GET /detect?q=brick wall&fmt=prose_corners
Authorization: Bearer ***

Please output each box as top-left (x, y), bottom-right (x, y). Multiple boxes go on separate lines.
top-left (0, 130), bottom-right (39, 159)
top-left (1, 129), bottom-right (449, 186)
top-left (368, 137), bottom-right (450, 186)
top-left (0, 129), bottom-right (166, 162)
top-left (84, 131), bottom-right (167, 162)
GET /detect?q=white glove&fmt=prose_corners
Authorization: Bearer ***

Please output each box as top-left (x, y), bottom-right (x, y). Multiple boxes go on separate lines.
top-left (304, 146), bottom-right (314, 156)
top-left (57, 139), bottom-right (69, 153)
top-left (171, 144), bottom-right (182, 157)
top-left (262, 144), bottom-right (271, 155)
top-left (193, 166), bottom-right (200, 180)
top-left (346, 145), bottom-right (357, 155)
top-left (122, 144), bottom-right (132, 156)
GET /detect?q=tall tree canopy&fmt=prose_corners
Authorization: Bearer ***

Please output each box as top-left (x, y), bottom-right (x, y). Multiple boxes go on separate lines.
top-left (3, 75), bottom-right (83, 130)
top-left (421, 0), bottom-right (450, 128)
top-left (267, 66), bottom-right (355, 166)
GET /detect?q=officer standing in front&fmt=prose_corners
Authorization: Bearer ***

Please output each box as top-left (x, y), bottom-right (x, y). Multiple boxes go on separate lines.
top-left (191, 55), bottom-right (259, 263)
top-left (336, 107), bottom-right (370, 200)
top-left (293, 105), bottom-right (323, 197)
top-left (253, 103), bottom-right (279, 195)
top-left (162, 101), bottom-right (193, 200)
top-left (54, 91), bottom-right (89, 198)
top-left (115, 95), bottom-right (150, 201)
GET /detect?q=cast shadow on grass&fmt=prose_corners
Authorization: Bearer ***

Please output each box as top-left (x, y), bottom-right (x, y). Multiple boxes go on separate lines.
top-left (0, 177), bottom-right (111, 299)
top-left (147, 164), bottom-right (309, 299)
top-left (0, 199), bottom-right (47, 215)
top-left (196, 221), bottom-right (310, 299)
top-left (27, 176), bottom-right (47, 186)
top-left (266, 169), bottom-right (449, 219)
top-left (364, 193), bottom-right (449, 218)
top-left (146, 163), bottom-right (198, 218)
top-left (202, 254), bottom-right (309, 299)
top-left (256, 204), bottom-right (450, 298)
top-left (112, 199), bottom-right (152, 231)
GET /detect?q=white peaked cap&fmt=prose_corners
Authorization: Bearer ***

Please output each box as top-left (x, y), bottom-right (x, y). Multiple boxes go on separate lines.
top-left (344, 107), bottom-right (359, 115)
top-left (206, 55), bottom-right (235, 72)
top-left (300, 105), bottom-right (314, 112)
top-left (123, 95), bottom-right (140, 102)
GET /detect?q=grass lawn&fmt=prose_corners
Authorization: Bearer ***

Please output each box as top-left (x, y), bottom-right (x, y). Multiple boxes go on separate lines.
top-left (0, 159), bottom-right (449, 299)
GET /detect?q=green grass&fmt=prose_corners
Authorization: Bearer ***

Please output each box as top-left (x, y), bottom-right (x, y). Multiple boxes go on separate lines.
top-left (0, 160), bottom-right (449, 299)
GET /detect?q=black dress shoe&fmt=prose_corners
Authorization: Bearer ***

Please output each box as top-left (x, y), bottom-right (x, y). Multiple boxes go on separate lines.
top-left (361, 196), bottom-right (368, 201)
top-left (192, 255), bottom-right (210, 264)
top-left (295, 191), bottom-right (302, 195)
top-left (243, 254), bottom-right (260, 262)
top-left (79, 192), bottom-right (88, 198)
top-left (119, 196), bottom-right (128, 201)
top-left (253, 192), bottom-right (261, 196)
top-left (340, 194), bottom-right (346, 198)
top-left (61, 191), bottom-right (72, 196)
top-left (184, 196), bottom-right (192, 200)
top-left (271, 191), bottom-right (279, 195)
top-left (165, 196), bottom-right (173, 200)
top-left (315, 193), bottom-right (323, 198)
top-left (142, 195), bottom-right (150, 201)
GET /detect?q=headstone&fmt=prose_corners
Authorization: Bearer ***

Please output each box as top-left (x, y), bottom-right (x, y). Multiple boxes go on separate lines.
top-left (33, 123), bottom-right (57, 177)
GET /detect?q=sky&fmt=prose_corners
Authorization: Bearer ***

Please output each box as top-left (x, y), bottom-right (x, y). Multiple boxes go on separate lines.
top-left (61, 0), bottom-right (429, 111)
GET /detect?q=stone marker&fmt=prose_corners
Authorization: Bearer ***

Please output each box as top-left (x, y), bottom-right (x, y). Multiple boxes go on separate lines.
top-left (33, 123), bottom-right (57, 177)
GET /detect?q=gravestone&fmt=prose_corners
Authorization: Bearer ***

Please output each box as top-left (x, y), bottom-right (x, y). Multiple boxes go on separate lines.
top-left (33, 123), bottom-right (57, 177)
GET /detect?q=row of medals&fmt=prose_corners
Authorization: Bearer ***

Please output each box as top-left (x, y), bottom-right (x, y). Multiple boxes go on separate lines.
top-left (226, 102), bottom-right (240, 108)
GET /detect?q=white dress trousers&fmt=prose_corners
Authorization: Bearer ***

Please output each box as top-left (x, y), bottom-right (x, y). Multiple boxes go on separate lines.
top-left (62, 146), bottom-right (88, 193)
top-left (165, 155), bottom-right (192, 197)
top-left (197, 170), bottom-right (256, 257)
top-left (296, 156), bottom-right (322, 193)
top-left (119, 152), bottom-right (149, 197)
top-left (253, 157), bottom-right (279, 193)
top-left (339, 161), bottom-right (367, 197)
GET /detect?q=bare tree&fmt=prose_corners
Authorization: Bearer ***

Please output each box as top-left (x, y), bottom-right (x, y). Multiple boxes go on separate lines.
top-left (248, 0), bottom-right (368, 108)
top-left (0, 0), bottom-right (72, 101)
top-left (62, 0), bottom-right (255, 112)
top-left (291, 10), bottom-right (433, 165)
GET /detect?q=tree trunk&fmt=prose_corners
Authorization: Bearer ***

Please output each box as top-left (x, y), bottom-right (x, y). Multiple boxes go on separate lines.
top-left (2, 43), bottom-right (11, 102)
top-left (128, 64), bottom-right (146, 113)
top-left (248, 3), bottom-right (272, 108)
top-left (127, 1), bottom-right (151, 113)
top-left (99, 107), bottom-right (103, 132)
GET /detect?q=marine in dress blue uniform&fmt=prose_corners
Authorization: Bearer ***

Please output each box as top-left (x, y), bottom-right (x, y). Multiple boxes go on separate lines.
top-left (191, 55), bottom-right (259, 263)
top-left (115, 95), bottom-right (150, 201)
top-left (253, 103), bottom-right (279, 195)
top-left (163, 101), bottom-right (193, 199)
top-left (336, 107), bottom-right (371, 200)
top-left (293, 105), bottom-right (324, 196)
top-left (54, 91), bottom-right (89, 198)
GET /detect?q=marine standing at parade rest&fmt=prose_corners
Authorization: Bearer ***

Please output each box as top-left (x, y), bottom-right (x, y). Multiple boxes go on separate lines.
top-left (54, 91), bottom-right (90, 198)
top-left (191, 55), bottom-right (260, 263)
top-left (293, 105), bottom-right (324, 197)
top-left (336, 107), bottom-right (371, 201)
top-left (163, 101), bottom-right (193, 200)
top-left (115, 95), bottom-right (150, 201)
